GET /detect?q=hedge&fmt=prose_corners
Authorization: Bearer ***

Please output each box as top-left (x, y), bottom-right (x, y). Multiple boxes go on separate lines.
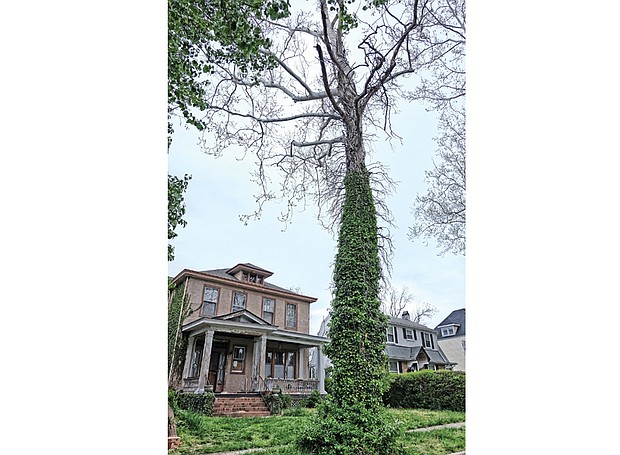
top-left (383, 370), bottom-right (465, 412)
top-left (169, 389), bottom-right (215, 415)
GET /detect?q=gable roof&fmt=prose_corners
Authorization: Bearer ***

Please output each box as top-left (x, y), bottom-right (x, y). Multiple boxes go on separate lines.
top-left (215, 309), bottom-right (275, 326)
top-left (388, 316), bottom-right (434, 332)
top-left (434, 308), bottom-right (466, 338)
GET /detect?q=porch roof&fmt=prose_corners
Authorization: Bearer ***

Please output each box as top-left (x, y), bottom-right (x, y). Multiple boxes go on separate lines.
top-left (182, 310), bottom-right (329, 347)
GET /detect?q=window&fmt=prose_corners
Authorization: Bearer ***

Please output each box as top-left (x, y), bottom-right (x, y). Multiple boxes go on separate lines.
top-left (423, 332), bottom-right (434, 349)
top-left (285, 303), bottom-right (297, 329)
top-left (441, 327), bottom-right (455, 337)
top-left (286, 352), bottom-right (296, 379)
top-left (262, 297), bottom-right (275, 324)
top-left (231, 346), bottom-right (246, 373)
top-left (386, 326), bottom-right (398, 343)
top-left (189, 338), bottom-right (203, 378)
top-left (243, 272), bottom-right (264, 285)
top-left (232, 292), bottom-right (246, 312)
top-left (388, 361), bottom-right (400, 373)
top-left (404, 328), bottom-right (414, 340)
top-left (265, 350), bottom-right (297, 379)
top-left (201, 287), bottom-right (219, 317)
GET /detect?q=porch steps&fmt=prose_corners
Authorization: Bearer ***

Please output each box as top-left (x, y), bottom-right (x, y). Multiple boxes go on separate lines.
top-left (212, 394), bottom-right (271, 417)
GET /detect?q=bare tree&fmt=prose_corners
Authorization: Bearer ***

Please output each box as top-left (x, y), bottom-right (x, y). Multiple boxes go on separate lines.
top-left (195, 0), bottom-right (461, 271)
top-left (408, 0), bottom-right (466, 255)
top-left (380, 284), bottom-right (438, 324)
top-left (381, 285), bottom-right (414, 317)
top-left (411, 301), bottom-right (439, 324)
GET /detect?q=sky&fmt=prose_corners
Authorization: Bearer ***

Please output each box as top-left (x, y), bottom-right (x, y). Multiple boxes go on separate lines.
top-left (5, 1), bottom-right (620, 454)
top-left (168, 96), bottom-right (465, 335)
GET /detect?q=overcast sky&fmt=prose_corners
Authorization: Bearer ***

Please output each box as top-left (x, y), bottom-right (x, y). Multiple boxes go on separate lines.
top-left (168, 96), bottom-right (465, 334)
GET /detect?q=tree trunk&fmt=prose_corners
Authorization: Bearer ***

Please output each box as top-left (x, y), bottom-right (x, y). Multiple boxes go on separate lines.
top-left (168, 403), bottom-right (177, 437)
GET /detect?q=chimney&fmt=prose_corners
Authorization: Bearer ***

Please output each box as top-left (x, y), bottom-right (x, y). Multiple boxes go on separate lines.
top-left (402, 311), bottom-right (410, 320)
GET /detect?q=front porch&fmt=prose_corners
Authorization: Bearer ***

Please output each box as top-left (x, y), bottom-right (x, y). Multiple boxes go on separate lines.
top-left (178, 310), bottom-right (328, 395)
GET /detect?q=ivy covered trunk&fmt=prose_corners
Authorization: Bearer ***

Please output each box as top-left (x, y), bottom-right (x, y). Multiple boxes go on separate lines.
top-left (326, 168), bottom-right (388, 409)
top-left (299, 168), bottom-right (400, 454)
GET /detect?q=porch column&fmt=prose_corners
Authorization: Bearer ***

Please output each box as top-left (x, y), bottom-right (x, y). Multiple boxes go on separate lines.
top-left (317, 344), bottom-right (326, 394)
top-left (196, 329), bottom-right (214, 393)
top-left (251, 334), bottom-right (267, 390)
top-left (182, 335), bottom-right (196, 380)
top-left (297, 348), bottom-right (305, 379)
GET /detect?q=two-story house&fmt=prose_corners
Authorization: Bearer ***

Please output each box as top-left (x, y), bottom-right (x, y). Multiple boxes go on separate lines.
top-left (385, 311), bottom-right (454, 373)
top-left (434, 308), bottom-right (465, 371)
top-left (311, 311), bottom-right (453, 378)
top-left (169, 263), bottom-right (328, 395)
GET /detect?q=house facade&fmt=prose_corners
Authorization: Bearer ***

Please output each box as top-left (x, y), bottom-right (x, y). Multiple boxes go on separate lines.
top-left (385, 311), bottom-right (454, 373)
top-left (435, 308), bottom-right (466, 371)
top-left (169, 263), bottom-right (328, 395)
top-left (311, 311), bottom-right (453, 378)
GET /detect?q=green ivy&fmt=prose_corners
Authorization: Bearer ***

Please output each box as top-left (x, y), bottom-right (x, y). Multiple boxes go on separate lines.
top-left (168, 282), bottom-right (190, 388)
top-left (298, 170), bottom-right (400, 454)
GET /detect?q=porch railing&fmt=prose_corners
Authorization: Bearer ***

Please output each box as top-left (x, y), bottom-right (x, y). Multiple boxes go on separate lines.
top-left (259, 377), bottom-right (319, 394)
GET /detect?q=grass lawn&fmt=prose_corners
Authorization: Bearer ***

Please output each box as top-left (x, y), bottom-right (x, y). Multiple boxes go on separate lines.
top-left (173, 407), bottom-right (465, 454)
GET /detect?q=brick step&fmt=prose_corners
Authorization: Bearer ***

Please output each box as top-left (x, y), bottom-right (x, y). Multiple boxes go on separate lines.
top-left (212, 395), bottom-right (270, 417)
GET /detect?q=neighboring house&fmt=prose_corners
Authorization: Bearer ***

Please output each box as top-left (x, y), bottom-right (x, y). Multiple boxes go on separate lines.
top-left (435, 308), bottom-right (466, 371)
top-left (311, 311), bottom-right (454, 377)
top-left (385, 311), bottom-right (455, 373)
top-left (169, 263), bottom-right (328, 395)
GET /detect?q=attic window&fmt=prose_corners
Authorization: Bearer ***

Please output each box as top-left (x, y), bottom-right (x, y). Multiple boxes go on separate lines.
top-left (244, 272), bottom-right (264, 285)
top-left (441, 327), bottom-right (456, 337)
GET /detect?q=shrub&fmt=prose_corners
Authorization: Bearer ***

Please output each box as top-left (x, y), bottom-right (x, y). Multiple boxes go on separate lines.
top-left (297, 397), bottom-right (403, 455)
top-left (384, 370), bottom-right (465, 412)
top-left (169, 389), bottom-right (215, 415)
top-left (264, 392), bottom-right (292, 415)
top-left (305, 390), bottom-right (323, 408)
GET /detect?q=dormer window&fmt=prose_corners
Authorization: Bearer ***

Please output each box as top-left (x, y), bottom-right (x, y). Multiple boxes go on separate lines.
top-left (243, 272), bottom-right (264, 285)
top-left (441, 327), bottom-right (455, 337)
top-left (438, 323), bottom-right (459, 337)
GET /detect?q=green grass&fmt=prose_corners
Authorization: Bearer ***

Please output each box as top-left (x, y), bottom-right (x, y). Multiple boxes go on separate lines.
top-left (173, 408), bottom-right (465, 454)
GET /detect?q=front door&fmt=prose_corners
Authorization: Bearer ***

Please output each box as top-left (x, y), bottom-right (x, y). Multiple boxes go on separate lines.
top-left (208, 348), bottom-right (226, 392)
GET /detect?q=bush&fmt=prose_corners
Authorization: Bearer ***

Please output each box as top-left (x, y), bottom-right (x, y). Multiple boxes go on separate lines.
top-left (263, 392), bottom-right (292, 415)
top-left (169, 389), bottom-right (215, 415)
top-left (383, 370), bottom-right (465, 412)
top-left (297, 398), bottom-right (403, 455)
top-left (305, 390), bottom-right (323, 408)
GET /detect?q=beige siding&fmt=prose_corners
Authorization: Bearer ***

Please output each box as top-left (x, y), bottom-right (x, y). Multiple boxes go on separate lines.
top-left (437, 336), bottom-right (466, 371)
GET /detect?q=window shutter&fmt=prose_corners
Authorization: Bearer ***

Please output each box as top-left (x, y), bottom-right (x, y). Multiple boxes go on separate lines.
top-left (394, 327), bottom-right (398, 343)
top-left (413, 330), bottom-right (417, 341)
top-left (402, 328), bottom-right (406, 338)
top-left (431, 334), bottom-right (434, 349)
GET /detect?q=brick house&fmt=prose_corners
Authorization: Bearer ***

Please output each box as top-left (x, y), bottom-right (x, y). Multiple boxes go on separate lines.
top-left (169, 263), bottom-right (328, 395)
